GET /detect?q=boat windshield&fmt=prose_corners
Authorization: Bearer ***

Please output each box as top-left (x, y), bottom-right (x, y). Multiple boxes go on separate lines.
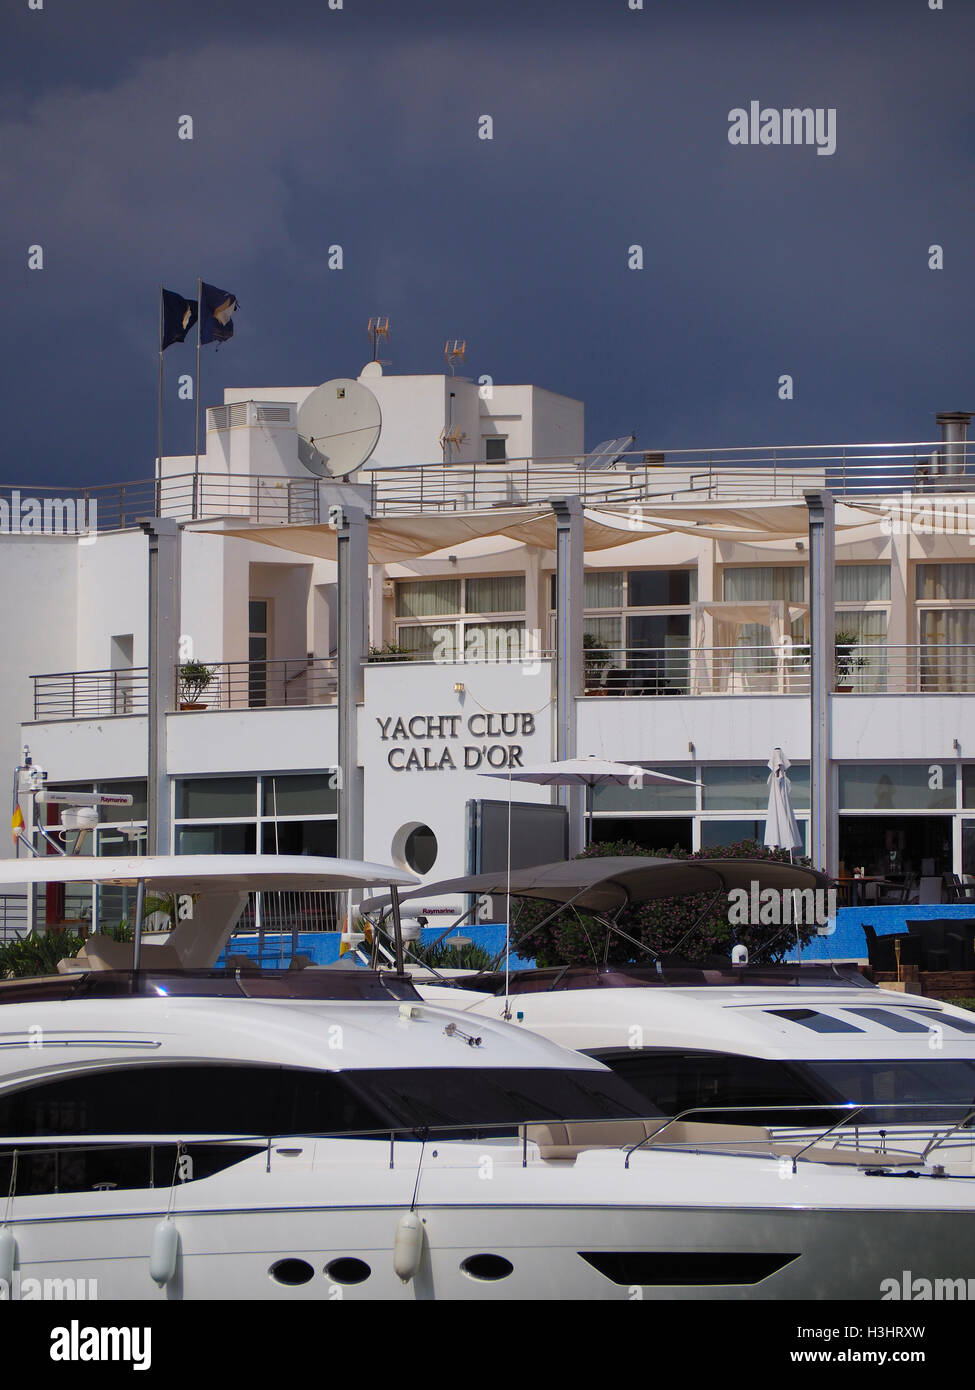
top-left (0, 1062), bottom-right (654, 1140)
top-left (804, 1059), bottom-right (975, 1125)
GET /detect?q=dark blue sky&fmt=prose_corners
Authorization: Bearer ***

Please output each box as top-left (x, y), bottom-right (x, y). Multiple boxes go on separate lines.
top-left (4, 0), bottom-right (973, 483)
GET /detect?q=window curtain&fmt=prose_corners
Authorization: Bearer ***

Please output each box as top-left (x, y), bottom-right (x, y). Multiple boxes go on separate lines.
top-left (584, 571), bottom-right (623, 608)
top-left (920, 610), bottom-right (975, 691)
top-left (916, 564), bottom-right (975, 601)
top-left (836, 565), bottom-right (891, 602)
top-left (723, 567), bottom-right (805, 602)
top-left (395, 579), bottom-right (461, 618)
top-left (465, 575), bottom-right (525, 614)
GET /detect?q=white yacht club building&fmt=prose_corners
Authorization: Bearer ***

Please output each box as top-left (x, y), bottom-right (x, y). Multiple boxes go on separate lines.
top-left (4, 362), bottom-right (975, 925)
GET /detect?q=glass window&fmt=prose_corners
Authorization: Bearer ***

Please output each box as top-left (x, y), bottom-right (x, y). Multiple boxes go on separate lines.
top-left (598, 1049), bottom-right (825, 1123)
top-left (463, 622), bottom-right (525, 660)
top-left (262, 819), bottom-right (337, 856)
top-left (916, 564), bottom-right (975, 601)
top-left (627, 570), bottom-right (697, 607)
top-left (594, 774), bottom-right (697, 813)
top-left (836, 565), bottom-right (891, 602)
top-left (838, 764), bottom-right (955, 811)
top-left (701, 818), bottom-right (807, 851)
top-left (176, 778), bottom-right (257, 820)
top-left (484, 437), bottom-right (507, 462)
top-left (261, 774), bottom-right (338, 818)
top-left (842, 1008), bottom-right (933, 1034)
top-left (766, 1009), bottom-right (865, 1034)
top-left (96, 779), bottom-right (148, 823)
top-left (702, 764), bottom-right (810, 812)
top-left (585, 570), bottom-right (624, 608)
top-left (395, 625), bottom-right (450, 658)
top-left (465, 575), bottom-right (524, 614)
top-left (395, 579), bottom-right (461, 618)
top-left (175, 824), bottom-right (257, 854)
top-left (723, 567), bottom-right (805, 602)
top-left (404, 825), bottom-right (437, 874)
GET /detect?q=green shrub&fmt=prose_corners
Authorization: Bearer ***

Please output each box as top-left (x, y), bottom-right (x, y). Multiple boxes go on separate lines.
top-left (511, 839), bottom-right (819, 968)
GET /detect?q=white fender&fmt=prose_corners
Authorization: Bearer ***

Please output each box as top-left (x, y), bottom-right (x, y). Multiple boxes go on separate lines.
top-left (149, 1217), bottom-right (180, 1287)
top-left (393, 1212), bottom-right (424, 1282)
top-left (0, 1229), bottom-right (17, 1287)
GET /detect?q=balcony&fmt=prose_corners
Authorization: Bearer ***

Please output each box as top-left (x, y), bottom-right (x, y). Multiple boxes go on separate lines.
top-left (29, 644), bottom-right (975, 722)
top-left (31, 659), bottom-right (338, 721)
top-left (582, 645), bottom-right (975, 697)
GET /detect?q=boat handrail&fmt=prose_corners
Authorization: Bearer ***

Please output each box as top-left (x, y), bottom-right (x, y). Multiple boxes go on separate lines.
top-left (0, 1100), bottom-right (972, 1178)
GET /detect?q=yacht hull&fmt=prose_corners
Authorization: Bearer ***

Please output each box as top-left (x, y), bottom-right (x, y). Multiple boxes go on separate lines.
top-left (4, 1144), bottom-right (973, 1301)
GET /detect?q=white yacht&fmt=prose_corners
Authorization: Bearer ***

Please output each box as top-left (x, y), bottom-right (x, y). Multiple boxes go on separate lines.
top-left (2, 855), bottom-right (975, 1302)
top-left (364, 858), bottom-right (975, 1174)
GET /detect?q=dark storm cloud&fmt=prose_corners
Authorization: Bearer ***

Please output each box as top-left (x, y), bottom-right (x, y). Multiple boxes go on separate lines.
top-left (2, 0), bottom-right (973, 483)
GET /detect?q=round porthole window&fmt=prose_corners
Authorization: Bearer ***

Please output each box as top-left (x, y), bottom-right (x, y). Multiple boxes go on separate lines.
top-left (325, 1257), bottom-right (371, 1285)
top-left (460, 1253), bottom-right (514, 1282)
top-left (269, 1258), bottom-right (315, 1286)
top-left (392, 822), bottom-right (438, 875)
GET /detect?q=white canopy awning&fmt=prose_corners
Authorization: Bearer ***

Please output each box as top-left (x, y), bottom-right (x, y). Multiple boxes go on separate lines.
top-left (206, 497), bottom-right (888, 564)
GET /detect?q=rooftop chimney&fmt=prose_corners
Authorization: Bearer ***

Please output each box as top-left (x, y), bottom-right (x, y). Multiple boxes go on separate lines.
top-left (937, 411), bottom-right (972, 476)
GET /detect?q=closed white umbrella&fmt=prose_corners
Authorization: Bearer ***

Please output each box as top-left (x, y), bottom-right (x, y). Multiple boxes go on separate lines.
top-left (764, 747), bottom-right (803, 859)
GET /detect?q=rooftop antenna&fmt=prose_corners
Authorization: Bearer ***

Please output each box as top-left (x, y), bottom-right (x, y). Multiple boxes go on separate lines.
top-left (444, 339), bottom-right (466, 376)
top-left (367, 316), bottom-right (390, 363)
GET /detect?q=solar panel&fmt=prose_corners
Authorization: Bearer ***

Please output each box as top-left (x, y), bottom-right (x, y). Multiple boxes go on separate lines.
top-left (581, 433), bottom-right (635, 470)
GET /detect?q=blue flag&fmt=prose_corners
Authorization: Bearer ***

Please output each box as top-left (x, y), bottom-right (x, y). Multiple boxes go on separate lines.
top-left (160, 289), bottom-right (198, 350)
top-left (200, 282), bottom-right (238, 344)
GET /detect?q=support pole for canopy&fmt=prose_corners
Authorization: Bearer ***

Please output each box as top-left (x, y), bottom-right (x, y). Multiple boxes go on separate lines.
top-left (141, 518), bottom-right (180, 856)
top-left (552, 497), bottom-right (584, 856)
top-left (389, 885), bottom-right (407, 978)
top-left (132, 878), bottom-right (146, 971)
top-left (337, 506), bottom-right (367, 864)
top-left (805, 491), bottom-right (836, 876)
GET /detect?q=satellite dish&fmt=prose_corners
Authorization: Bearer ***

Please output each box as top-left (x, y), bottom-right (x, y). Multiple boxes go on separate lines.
top-left (296, 378), bottom-right (382, 478)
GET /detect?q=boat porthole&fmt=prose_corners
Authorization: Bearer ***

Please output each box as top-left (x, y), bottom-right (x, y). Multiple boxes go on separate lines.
top-left (324, 1257), bottom-right (371, 1285)
top-left (269, 1258), bottom-right (315, 1286)
top-left (460, 1254), bottom-right (513, 1281)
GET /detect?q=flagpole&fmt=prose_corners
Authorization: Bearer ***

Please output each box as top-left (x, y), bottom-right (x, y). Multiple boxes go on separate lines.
top-left (156, 285), bottom-right (164, 515)
top-left (193, 278), bottom-right (202, 516)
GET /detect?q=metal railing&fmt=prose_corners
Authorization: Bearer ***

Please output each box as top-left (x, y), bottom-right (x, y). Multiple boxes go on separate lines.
top-left (32, 667), bottom-right (149, 720)
top-left (176, 658), bottom-right (338, 711)
top-left (365, 440), bottom-right (975, 514)
top-left (584, 644), bottom-right (975, 697)
top-left (0, 1101), bottom-right (971, 1186)
top-left (6, 440), bottom-right (975, 535)
top-left (30, 642), bottom-right (975, 721)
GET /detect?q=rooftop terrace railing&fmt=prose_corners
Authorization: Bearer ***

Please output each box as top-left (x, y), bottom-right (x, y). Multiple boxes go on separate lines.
top-left (6, 440), bottom-right (975, 533)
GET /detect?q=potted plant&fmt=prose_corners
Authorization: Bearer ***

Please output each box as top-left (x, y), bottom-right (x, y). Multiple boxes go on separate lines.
top-left (178, 660), bottom-right (215, 709)
top-left (834, 631), bottom-right (867, 692)
top-left (366, 643), bottom-right (413, 663)
top-left (583, 632), bottom-right (611, 693)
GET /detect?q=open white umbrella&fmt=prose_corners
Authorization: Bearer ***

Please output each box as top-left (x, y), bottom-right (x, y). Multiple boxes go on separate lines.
top-left (482, 755), bottom-right (700, 845)
top-left (764, 748), bottom-right (803, 860)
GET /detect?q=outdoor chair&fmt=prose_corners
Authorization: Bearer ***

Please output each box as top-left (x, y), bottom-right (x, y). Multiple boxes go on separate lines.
top-left (907, 919), bottom-right (975, 972)
top-left (862, 923), bottom-right (921, 974)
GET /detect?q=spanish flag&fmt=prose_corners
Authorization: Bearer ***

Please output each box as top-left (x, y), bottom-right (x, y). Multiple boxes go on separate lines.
top-left (11, 805), bottom-right (24, 843)
top-left (339, 918), bottom-right (372, 956)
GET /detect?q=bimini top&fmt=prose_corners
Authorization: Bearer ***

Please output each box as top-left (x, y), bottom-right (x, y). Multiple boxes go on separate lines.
top-left (0, 854), bottom-right (418, 895)
top-left (361, 855), bottom-right (831, 917)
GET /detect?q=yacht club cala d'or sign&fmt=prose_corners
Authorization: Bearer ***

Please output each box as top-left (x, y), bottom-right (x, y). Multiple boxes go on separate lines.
top-left (376, 711), bottom-right (537, 771)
